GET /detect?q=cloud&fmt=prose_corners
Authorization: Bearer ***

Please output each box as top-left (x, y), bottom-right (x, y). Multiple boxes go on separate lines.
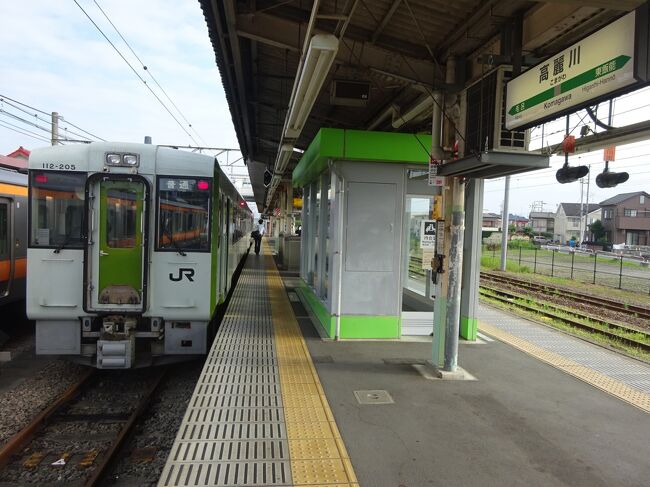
top-left (0, 0), bottom-right (238, 154)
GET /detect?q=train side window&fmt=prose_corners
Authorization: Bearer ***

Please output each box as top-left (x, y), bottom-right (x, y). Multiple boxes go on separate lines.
top-left (156, 176), bottom-right (211, 252)
top-left (29, 171), bottom-right (86, 249)
top-left (0, 203), bottom-right (7, 259)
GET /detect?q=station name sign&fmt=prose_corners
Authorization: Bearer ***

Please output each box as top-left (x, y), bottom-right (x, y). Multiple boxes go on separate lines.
top-left (506, 9), bottom-right (649, 130)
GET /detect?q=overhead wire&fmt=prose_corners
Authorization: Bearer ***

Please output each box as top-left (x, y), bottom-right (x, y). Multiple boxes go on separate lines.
top-left (1, 94), bottom-right (105, 142)
top-left (72, 0), bottom-right (200, 146)
top-left (92, 0), bottom-right (206, 146)
top-left (0, 120), bottom-right (51, 143)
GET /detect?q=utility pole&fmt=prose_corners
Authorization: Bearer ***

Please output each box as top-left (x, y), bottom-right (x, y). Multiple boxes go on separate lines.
top-left (500, 176), bottom-right (510, 271)
top-left (583, 165), bottom-right (591, 241)
top-left (579, 174), bottom-right (585, 243)
top-left (51, 112), bottom-right (59, 146)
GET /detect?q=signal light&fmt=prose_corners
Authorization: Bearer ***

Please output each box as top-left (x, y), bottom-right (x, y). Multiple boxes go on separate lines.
top-left (34, 174), bottom-right (48, 184)
top-left (263, 169), bottom-right (272, 187)
top-left (596, 169), bottom-right (629, 188)
top-left (239, 200), bottom-right (246, 207)
top-left (556, 162), bottom-right (589, 184)
top-left (197, 180), bottom-right (209, 190)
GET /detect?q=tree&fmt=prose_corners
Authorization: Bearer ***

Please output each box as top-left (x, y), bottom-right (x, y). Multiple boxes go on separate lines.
top-left (522, 226), bottom-right (533, 237)
top-left (588, 219), bottom-right (606, 242)
top-left (508, 223), bottom-right (516, 234)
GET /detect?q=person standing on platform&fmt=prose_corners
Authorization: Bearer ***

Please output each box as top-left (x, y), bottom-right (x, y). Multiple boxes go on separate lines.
top-left (252, 218), bottom-right (265, 254)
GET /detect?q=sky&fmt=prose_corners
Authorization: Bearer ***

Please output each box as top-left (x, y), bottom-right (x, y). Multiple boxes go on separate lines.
top-left (483, 85), bottom-right (650, 216)
top-left (1, 1), bottom-right (648, 218)
top-left (0, 0), bottom-right (252, 202)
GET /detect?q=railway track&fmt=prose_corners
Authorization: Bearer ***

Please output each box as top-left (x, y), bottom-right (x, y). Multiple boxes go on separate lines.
top-left (0, 366), bottom-right (167, 486)
top-left (480, 271), bottom-right (650, 322)
top-left (479, 285), bottom-right (650, 353)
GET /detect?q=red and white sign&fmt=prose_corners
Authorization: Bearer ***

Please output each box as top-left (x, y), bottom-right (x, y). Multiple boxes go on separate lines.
top-left (603, 146), bottom-right (616, 161)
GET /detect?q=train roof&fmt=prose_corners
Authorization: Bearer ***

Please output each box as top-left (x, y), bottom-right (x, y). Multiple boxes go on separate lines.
top-left (0, 165), bottom-right (27, 186)
top-left (29, 142), bottom-right (215, 177)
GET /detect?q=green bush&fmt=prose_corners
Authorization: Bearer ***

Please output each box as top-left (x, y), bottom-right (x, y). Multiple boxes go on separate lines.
top-left (507, 240), bottom-right (536, 250)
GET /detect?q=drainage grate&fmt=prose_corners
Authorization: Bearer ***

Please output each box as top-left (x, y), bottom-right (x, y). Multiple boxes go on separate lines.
top-left (353, 390), bottom-right (394, 405)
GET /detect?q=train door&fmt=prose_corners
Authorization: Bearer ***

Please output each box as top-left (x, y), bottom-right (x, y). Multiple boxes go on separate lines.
top-left (222, 197), bottom-right (231, 295)
top-left (0, 198), bottom-right (10, 297)
top-left (87, 177), bottom-right (148, 311)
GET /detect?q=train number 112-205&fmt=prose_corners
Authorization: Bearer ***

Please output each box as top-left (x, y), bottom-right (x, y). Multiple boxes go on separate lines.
top-left (41, 163), bottom-right (77, 170)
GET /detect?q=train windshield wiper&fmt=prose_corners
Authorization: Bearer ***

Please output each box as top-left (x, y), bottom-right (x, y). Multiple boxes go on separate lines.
top-left (163, 225), bottom-right (186, 256)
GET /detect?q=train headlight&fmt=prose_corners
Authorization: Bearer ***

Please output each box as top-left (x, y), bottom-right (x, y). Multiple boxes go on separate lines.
top-left (123, 154), bottom-right (139, 166)
top-left (106, 153), bottom-right (122, 166)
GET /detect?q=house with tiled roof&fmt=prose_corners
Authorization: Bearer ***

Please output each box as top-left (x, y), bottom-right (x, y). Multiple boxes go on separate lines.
top-left (528, 211), bottom-right (555, 236)
top-left (6, 146), bottom-right (30, 160)
top-left (0, 146), bottom-right (30, 170)
top-left (599, 191), bottom-right (650, 245)
top-left (555, 202), bottom-right (600, 243)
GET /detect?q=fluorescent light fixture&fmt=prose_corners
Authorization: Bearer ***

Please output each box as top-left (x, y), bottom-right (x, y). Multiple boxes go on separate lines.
top-left (285, 34), bottom-right (339, 139)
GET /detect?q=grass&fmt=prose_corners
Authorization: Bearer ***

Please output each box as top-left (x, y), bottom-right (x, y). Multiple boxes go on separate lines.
top-left (480, 255), bottom-right (531, 273)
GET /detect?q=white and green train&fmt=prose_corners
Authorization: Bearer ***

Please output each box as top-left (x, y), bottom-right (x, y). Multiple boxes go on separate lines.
top-left (27, 142), bottom-right (253, 368)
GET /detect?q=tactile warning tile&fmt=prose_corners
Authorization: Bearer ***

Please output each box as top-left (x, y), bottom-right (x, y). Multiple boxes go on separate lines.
top-left (158, 252), bottom-right (293, 487)
top-left (266, 253), bottom-right (358, 487)
top-left (479, 319), bottom-right (650, 414)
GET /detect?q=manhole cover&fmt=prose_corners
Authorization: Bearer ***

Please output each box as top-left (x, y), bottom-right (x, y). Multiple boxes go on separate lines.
top-left (354, 390), bottom-right (394, 405)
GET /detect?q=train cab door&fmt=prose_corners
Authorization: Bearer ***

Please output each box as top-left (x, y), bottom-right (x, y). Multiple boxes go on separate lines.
top-left (0, 198), bottom-right (11, 298)
top-left (87, 177), bottom-right (148, 312)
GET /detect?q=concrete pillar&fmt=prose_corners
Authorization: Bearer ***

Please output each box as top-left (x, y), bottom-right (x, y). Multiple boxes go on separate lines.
top-left (460, 178), bottom-right (483, 340)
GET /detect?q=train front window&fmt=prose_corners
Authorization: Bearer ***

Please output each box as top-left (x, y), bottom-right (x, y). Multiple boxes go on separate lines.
top-left (157, 177), bottom-right (211, 252)
top-left (30, 172), bottom-right (85, 249)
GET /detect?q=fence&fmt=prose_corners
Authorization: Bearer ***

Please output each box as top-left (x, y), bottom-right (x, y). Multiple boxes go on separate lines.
top-left (483, 246), bottom-right (650, 295)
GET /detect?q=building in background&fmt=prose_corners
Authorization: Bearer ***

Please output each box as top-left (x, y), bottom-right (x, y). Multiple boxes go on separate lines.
top-left (528, 211), bottom-right (555, 237)
top-left (555, 203), bottom-right (600, 243)
top-left (0, 146), bottom-right (30, 170)
top-left (599, 192), bottom-right (650, 246)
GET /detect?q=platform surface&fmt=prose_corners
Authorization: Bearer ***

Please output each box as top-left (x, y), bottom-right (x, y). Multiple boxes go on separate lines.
top-left (160, 247), bottom-right (650, 487)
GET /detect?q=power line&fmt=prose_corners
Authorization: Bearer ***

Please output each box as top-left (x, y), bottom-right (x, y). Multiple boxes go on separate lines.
top-left (1, 94), bottom-right (105, 142)
top-left (0, 110), bottom-right (51, 134)
top-left (0, 94), bottom-right (49, 116)
top-left (72, 0), bottom-right (200, 146)
top-left (93, 0), bottom-right (206, 146)
top-left (0, 120), bottom-right (52, 143)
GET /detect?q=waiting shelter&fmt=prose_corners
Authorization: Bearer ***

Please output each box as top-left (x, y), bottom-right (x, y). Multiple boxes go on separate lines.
top-left (294, 128), bottom-right (442, 339)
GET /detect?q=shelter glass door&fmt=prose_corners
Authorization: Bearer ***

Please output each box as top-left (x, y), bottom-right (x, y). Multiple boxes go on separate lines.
top-left (401, 195), bottom-right (434, 335)
top-left (98, 180), bottom-right (144, 306)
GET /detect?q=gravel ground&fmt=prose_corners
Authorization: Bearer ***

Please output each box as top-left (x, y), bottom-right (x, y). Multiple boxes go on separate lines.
top-left (0, 359), bottom-right (88, 444)
top-left (0, 368), bottom-right (165, 485)
top-left (482, 277), bottom-right (650, 332)
top-left (104, 360), bottom-right (203, 486)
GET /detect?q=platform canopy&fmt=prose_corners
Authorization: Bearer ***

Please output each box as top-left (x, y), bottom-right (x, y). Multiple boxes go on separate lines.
top-left (198, 0), bottom-right (644, 210)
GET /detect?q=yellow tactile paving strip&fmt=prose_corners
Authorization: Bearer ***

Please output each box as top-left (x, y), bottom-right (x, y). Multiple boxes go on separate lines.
top-left (266, 254), bottom-right (359, 487)
top-left (479, 322), bottom-right (650, 414)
